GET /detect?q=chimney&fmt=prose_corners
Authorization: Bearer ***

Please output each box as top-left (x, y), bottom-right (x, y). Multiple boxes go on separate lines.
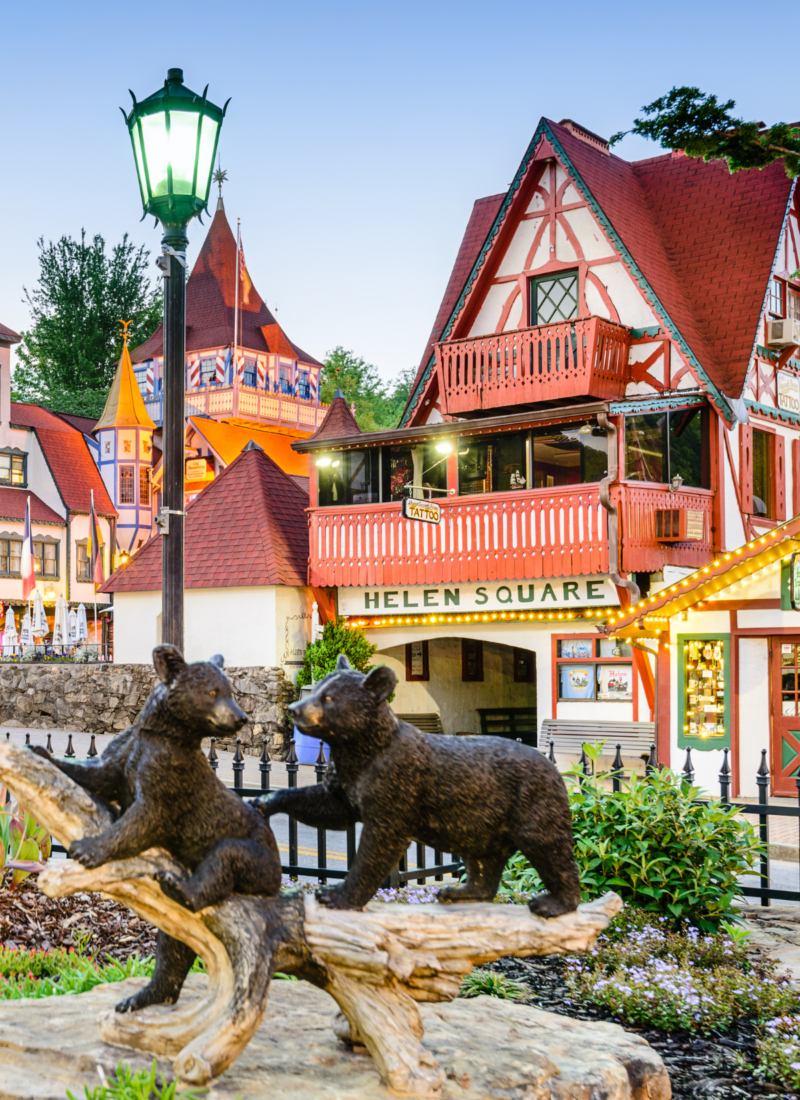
top-left (0, 326), bottom-right (21, 445)
top-left (558, 119), bottom-right (610, 155)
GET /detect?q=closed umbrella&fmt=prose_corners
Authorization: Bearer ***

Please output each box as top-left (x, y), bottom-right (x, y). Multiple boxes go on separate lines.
top-left (4, 607), bottom-right (18, 654)
top-left (68, 608), bottom-right (79, 645)
top-left (53, 596), bottom-right (69, 649)
top-left (32, 590), bottom-right (48, 636)
top-left (19, 610), bottom-right (33, 647)
top-left (77, 604), bottom-right (88, 643)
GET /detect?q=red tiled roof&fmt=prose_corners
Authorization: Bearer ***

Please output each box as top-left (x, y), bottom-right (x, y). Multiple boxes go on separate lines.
top-left (10, 403), bottom-right (116, 517)
top-left (0, 323), bottom-right (21, 344)
top-left (307, 394), bottom-right (361, 441)
top-left (0, 488), bottom-right (64, 525)
top-left (411, 119), bottom-right (794, 413)
top-left (131, 207), bottom-right (322, 368)
top-left (403, 194), bottom-right (504, 422)
top-left (102, 443), bottom-right (310, 593)
top-left (49, 411), bottom-right (98, 435)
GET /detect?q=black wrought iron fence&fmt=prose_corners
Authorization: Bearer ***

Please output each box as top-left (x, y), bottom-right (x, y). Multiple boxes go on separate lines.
top-left (9, 731), bottom-right (800, 904)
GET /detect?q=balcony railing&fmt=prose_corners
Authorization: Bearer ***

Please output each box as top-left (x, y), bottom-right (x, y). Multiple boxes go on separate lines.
top-left (309, 486), bottom-right (609, 588)
top-left (435, 317), bottom-right (631, 414)
top-left (143, 385), bottom-right (329, 430)
top-left (309, 484), bottom-right (716, 589)
top-left (617, 484), bottom-right (714, 572)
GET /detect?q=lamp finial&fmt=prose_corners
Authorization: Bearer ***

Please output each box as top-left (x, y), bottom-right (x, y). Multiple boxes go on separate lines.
top-left (212, 161), bottom-right (228, 212)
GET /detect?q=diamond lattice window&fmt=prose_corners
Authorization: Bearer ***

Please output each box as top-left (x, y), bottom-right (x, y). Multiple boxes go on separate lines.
top-left (531, 271), bottom-right (579, 325)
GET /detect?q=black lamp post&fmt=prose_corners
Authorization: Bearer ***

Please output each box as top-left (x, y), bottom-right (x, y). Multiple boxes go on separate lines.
top-left (122, 68), bottom-right (228, 650)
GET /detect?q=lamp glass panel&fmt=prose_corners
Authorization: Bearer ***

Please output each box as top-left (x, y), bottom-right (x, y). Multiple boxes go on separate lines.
top-left (140, 112), bottom-right (170, 197)
top-left (196, 115), bottom-right (219, 204)
top-left (132, 124), bottom-right (148, 201)
top-left (168, 110), bottom-right (200, 195)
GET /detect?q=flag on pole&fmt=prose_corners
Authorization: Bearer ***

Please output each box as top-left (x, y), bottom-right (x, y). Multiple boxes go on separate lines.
top-left (20, 498), bottom-right (35, 600)
top-left (238, 235), bottom-right (252, 305)
top-left (88, 490), bottom-right (105, 590)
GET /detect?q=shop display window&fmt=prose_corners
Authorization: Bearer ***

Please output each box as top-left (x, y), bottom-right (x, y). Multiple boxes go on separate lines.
top-left (554, 636), bottom-right (633, 702)
top-left (383, 442), bottom-right (447, 502)
top-left (317, 450), bottom-right (380, 506)
top-left (678, 634), bottom-right (731, 751)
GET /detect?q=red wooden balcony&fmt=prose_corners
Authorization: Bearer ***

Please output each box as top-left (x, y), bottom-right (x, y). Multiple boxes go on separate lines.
top-left (435, 317), bottom-right (631, 415)
top-left (309, 486), bottom-right (609, 588)
top-left (308, 484), bottom-right (715, 590)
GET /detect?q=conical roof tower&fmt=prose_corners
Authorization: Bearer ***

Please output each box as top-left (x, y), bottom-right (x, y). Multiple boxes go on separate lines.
top-left (96, 324), bottom-right (156, 430)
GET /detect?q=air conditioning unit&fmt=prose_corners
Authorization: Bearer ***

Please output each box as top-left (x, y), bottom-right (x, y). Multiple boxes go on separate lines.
top-left (767, 318), bottom-right (800, 349)
top-left (655, 508), bottom-right (705, 543)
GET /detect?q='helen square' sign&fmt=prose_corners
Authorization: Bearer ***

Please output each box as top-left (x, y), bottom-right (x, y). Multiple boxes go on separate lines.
top-left (338, 576), bottom-right (621, 615)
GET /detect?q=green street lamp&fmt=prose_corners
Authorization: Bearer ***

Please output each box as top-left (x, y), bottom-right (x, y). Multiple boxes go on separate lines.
top-left (122, 68), bottom-right (229, 651)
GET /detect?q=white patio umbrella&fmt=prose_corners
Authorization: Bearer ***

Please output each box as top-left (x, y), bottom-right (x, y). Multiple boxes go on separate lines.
top-left (68, 608), bottom-right (79, 645)
top-left (53, 596), bottom-right (69, 649)
top-left (32, 589), bottom-right (49, 636)
top-left (4, 607), bottom-right (18, 654)
top-left (77, 604), bottom-right (88, 644)
top-left (19, 609), bottom-right (33, 647)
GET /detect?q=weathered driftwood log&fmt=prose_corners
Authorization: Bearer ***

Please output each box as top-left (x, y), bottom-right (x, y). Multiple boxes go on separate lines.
top-left (0, 741), bottom-right (621, 1097)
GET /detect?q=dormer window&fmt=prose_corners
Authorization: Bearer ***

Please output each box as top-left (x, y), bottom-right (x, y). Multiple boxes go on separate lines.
top-left (530, 270), bottom-right (579, 325)
top-left (0, 450), bottom-right (26, 486)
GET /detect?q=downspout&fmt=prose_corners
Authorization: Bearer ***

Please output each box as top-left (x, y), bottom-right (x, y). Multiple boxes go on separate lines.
top-left (597, 410), bottom-right (640, 605)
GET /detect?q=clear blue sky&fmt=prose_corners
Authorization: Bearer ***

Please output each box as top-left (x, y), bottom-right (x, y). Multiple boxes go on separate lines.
top-left (2, 0), bottom-right (796, 384)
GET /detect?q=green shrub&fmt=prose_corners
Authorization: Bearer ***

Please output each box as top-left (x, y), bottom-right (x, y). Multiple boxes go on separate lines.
top-left (296, 619), bottom-right (379, 689)
top-left (68, 1060), bottom-right (206, 1100)
top-left (501, 766), bottom-right (761, 930)
top-left (459, 969), bottom-right (528, 1001)
top-left (566, 910), bottom-right (799, 1033)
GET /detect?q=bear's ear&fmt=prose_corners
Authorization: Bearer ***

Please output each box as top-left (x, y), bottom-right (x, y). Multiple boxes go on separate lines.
top-left (336, 653), bottom-right (352, 672)
top-left (209, 654), bottom-right (225, 669)
top-left (364, 664), bottom-right (396, 704)
top-left (153, 645), bottom-right (187, 686)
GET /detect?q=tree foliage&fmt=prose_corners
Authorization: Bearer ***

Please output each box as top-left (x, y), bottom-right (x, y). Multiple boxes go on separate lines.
top-left (13, 231), bottom-right (161, 417)
top-left (320, 347), bottom-right (415, 431)
top-left (610, 87), bottom-right (800, 178)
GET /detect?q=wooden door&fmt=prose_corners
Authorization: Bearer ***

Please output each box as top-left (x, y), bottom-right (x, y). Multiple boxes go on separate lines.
top-left (771, 639), bottom-right (800, 795)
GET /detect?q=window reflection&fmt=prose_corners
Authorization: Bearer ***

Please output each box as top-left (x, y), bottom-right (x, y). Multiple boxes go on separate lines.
top-left (458, 432), bottom-right (528, 495)
top-left (625, 407), bottom-right (708, 489)
top-left (317, 450), bottom-right (379, 506)
top-left (532, 423), bottom-right (607, 488)
top-left (384, 443), bottom-right (447, 501)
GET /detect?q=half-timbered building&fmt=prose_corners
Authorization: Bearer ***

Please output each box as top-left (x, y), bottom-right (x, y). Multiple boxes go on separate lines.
top-left (293, 117), bottom-right (800, 790)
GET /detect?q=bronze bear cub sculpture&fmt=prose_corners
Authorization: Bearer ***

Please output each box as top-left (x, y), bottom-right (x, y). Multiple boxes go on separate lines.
top-left (32, 645), bottom-right (282, 1012)
top-left (256, 654), bottom-right (581, 916)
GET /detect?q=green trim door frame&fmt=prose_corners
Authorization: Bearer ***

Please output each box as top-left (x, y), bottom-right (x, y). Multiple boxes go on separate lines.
top-left (677, 633), bottom-right (731, 752)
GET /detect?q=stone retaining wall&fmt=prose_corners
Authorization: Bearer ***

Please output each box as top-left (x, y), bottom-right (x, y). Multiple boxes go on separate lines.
top-left (0, 664), bottom-right (296, 758)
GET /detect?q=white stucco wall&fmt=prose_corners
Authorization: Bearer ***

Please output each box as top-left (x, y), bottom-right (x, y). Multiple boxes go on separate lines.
top-left (376, 637), bottom-right (536, 735)
top-left (112, 585), bottom-right (313, 669)
top-left (738, 637), bottom-right (770, 799)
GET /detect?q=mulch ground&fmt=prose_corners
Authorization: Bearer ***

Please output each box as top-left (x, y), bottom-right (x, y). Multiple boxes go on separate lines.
top-left (487, 955), bottom-right (793, 1100)
top-left (0, 872), bottom-right (157, 960)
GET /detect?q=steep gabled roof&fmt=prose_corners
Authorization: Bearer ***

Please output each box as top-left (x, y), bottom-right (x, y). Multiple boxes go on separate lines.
top-left (188, 416), bottom-right (311, 476)
top-left (94, 341), bottom-right (155, 431)
top-left (49, 412), bottom-right (98, 435)
top-left (0, 323), bottom-right (21, 344)
top-left (403, 117), bottom-right (795, 424)
top-left (102, 443), bottom-right (309, 593)
top-left (10, 403), bottom-right (116, 518)
top-left (131, 206), bottom-right (322, 367)
top-left (306, 389), bottom-right (361, 442)
top-left (0, 488), bottom-right (64, 525)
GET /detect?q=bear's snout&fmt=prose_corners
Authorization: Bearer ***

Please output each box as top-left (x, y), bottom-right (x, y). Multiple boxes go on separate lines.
top-left (208, 696), bottom-right (247, 733)
top-left (290, 698), bottom-right (324, 731)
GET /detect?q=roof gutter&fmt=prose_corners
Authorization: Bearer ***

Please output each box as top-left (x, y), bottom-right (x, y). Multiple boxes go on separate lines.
top-left (597, 411), bottom-right (640, 604)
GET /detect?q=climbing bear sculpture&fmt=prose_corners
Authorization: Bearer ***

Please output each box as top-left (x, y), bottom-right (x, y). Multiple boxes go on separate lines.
top-left (32, 645), bottom-right (282, 1012)
top-left (256, 654), bottom-right (580, 916)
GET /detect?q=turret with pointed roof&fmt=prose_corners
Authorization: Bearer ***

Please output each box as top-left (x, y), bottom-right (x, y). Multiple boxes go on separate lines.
top-left (95, 336), bottom-right (156, 431)
top-left (308, 388), bottom-right (361, 441)
top-left (131, 204), bottom-right (321, 366)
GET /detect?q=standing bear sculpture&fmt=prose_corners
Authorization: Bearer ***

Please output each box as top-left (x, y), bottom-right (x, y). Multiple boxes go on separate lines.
top-left (31, 644), bottom-right (283, 1012)
top-left (255, 654), bottom-right (581, 915)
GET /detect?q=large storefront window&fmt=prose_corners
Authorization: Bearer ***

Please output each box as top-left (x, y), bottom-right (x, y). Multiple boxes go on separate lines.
top-left (625, 407), bottom-right (708, 488)
top-left (678, 634), bottom-right (730, 750)
top-left (383, 442), bottom-right (448, 501)
top-left (458, 432), bottom-right (528, 495)
top-left (317, 450), bottom-right (379, 506)
top-left (532, 423), bottom-right (607, 488)
top-left (555, 636), bottom-right (633, 701)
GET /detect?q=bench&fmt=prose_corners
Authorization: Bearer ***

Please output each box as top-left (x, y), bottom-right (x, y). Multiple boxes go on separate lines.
top-left (395, 713), bottom-right (444, 735)
top-left (539, 719), bottom-right (655, 764)
top-left (477, 707), bottom-right (538, 747)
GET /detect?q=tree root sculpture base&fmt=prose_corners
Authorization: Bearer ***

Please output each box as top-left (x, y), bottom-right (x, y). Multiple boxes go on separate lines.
top-left (0, 742), bottom-right (622, 1096)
